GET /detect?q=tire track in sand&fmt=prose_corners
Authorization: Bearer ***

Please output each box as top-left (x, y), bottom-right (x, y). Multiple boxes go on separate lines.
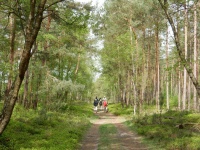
top-left (79, 110), bottom-right (149, 150)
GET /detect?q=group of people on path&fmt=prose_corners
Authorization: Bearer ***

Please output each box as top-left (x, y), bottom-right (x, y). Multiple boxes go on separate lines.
top-left (93, 96), bottom-right (108, 113)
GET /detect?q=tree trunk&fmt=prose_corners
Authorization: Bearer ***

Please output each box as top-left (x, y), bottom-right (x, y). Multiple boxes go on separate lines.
top-left (0, 0), bottom-right (47, 134)
top-left (148, 42), bottom-right (152, 104)
top-left (193, 3), bottom-right (197, 111)
top-left (126, 70), bottom-right (130, 106)
top-left (0, 73), bottom-right (2, 99)
top-left (178, 63), bottom-right (181, 110)
top-left (188, 75), bottom-right (191, 111)
top-left (23, 70), bottom-right (29, 109)
top-left (6, 10), bottom-right (16, 97)
top-left (166, 23), bottom-right (169, 110)
top-left (182, 1), bottom-right (188, 110)
top-left (155, 25), bottom-right (160, 111)
top-left (132, 81), bottom-right (137, 115)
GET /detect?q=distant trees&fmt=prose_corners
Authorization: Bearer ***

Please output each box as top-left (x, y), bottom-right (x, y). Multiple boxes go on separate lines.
top-left (93, 0), bottom-right (200, 113)
top-left (0, 0), bottom-right (94, 134)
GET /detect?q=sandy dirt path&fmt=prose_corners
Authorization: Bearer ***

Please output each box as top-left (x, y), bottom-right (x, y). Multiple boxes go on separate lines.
top-left (79, 110), bottom-right (150, 150)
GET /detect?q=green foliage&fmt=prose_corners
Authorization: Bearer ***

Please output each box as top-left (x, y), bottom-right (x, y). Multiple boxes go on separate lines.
top-left (0, 0), bottom-right (94, 115)
top-left (108, 103), bottom-right (158, 117)
top-left (169, 95), bottom-right (179, 107)
top-left (0, 103), bottom-right (94, 150)
top-left (108, 103), bottom-right (133, 116)
top-left (125, 110), bottom-right (200, 150)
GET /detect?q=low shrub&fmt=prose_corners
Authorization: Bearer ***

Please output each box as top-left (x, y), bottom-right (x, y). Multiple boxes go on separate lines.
top-left (108, 103), bottom-right (133, 116)
top-left (0, 102), bottom-right (94, 150)
top-left (126, 110), bottom-right (200, 150)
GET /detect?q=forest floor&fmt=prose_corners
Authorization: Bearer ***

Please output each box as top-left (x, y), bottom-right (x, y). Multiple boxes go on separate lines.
top-left (78, 109), bottom-right (150, 150)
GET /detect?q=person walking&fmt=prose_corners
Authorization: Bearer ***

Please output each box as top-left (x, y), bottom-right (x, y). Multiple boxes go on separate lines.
top-left (103, 97), bottom-right (108, 112)
top-left (93, 97), bottom-right (99, 113)
top-left (99, 98), bottom-right (103, 110)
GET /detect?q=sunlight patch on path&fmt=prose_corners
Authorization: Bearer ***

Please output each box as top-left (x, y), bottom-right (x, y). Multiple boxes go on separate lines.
top-left (90, 111), bottom-right (127, 124)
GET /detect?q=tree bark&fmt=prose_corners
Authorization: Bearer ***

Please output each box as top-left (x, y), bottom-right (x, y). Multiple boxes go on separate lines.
top-left (182, 1), bottom-right (188, 110)
top-left (193, 3), bottom-right (197, 111)
top-left (6, 10), bottom-right (16, 97)
top-left (166, 23), bottom-right (169, 110)
top-left (23, 70), bottom-right (29, 109)
top-left (155, 25), bottom-right (160, 111)
top-left (178, 63), bottom-right (181, 110)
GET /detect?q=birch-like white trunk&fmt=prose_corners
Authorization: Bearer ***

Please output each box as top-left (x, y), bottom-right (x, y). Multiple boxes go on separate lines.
top-left (166, 24), bottom-right (169, 110)
top-left (182, 2), bottom-right (188, 110)
top-left (193, 3), bottom-right (197, 111)
top-left (155, 27), bottom-right (160, 111)
top-left (178, 63), bottom-right (181, 110)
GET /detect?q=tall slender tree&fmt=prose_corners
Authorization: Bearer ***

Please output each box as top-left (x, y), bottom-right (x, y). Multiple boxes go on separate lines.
top-left (166, 23), bottom-right (169, 110)
top-left (182, 0), bottom-right (188, 110)
top-left (6, 4), bottom-right (16, 97)
top-left (193, 2), bottom-right (197, 111)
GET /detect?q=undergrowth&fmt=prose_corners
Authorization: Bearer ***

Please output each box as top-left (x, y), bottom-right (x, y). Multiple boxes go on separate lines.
top-left (0, 101), bottom-right (94, 150)
top-left (108, 103), bottom-right (133, 116)
top-left (109, 103), bottom-right (200, 150)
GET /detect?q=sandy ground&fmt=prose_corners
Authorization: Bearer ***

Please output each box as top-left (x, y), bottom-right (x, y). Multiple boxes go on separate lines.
top-left (78, 110), bottom-right (150, 150)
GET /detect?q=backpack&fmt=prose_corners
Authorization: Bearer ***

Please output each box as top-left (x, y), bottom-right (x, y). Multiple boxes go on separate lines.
top-left (99, 100), bottom-right (102, 105)
top-left (94, 99), bottom-right (98, 106)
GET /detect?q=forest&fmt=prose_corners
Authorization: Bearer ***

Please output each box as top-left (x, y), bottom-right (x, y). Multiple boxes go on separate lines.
top-left (0, 0), bottom-right (200, 149)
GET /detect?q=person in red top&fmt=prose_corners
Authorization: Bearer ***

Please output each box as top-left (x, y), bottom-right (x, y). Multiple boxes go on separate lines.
top-left (103, 96), bottom-right (108, 112)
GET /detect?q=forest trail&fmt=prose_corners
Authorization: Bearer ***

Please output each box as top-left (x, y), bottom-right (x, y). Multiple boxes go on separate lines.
top-left (79, 110), bottom-right (150, 150)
